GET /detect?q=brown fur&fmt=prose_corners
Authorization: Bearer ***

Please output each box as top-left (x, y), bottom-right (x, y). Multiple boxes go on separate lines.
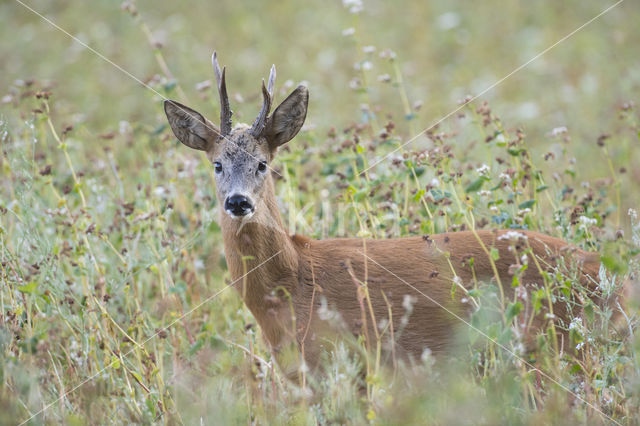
top-left (163, 57), bottom-right (626, 379)
top-left (219, 174), bottom-right (614, 376)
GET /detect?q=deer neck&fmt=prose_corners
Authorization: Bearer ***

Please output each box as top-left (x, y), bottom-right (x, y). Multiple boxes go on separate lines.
top-left (219, 177), bottom-right (300, 333)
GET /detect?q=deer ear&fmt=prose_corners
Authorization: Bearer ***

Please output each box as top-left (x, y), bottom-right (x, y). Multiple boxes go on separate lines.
top-left (164, 100), bottom-right (221, 151)
top-left (263, 85), bottom-right (308, 150)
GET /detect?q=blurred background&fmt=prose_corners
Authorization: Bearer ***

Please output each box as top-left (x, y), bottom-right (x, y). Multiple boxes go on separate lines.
top-left (1, 0), bottom-right (639, 423)
top-left (2, 0), bottom-right (639, 156)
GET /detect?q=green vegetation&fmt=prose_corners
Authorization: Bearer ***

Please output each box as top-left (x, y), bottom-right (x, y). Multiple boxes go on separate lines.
top-left (1, 0), bottom-right (639, 424)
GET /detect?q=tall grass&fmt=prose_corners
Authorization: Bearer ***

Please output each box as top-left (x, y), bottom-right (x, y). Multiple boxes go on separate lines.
top-left (1, 0), bottom-right (639, 424)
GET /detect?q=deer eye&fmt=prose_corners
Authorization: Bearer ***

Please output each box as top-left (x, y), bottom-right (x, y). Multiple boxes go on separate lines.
top-left (258, 161), bottom-right (267, 173)
top-left (214, 162), bottom-right (222, 173)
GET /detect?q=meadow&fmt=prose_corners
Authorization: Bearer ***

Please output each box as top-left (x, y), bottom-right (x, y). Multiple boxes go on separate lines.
top-left (1, 0), bottom-right (639, 424)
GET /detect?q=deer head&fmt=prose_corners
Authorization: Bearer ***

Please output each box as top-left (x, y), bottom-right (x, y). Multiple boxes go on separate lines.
top-left (164, 52), bottom-right (308, 219)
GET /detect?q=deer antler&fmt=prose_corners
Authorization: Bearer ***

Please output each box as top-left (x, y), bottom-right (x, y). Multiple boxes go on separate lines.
top-left (212, 51), bottom-right (233, 135)
top-left (251, 64), bottom-right (276, 137)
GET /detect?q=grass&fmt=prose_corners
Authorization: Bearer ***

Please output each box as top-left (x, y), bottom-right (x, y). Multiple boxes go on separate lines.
top-left (1, 0), bottom-right (640, 424)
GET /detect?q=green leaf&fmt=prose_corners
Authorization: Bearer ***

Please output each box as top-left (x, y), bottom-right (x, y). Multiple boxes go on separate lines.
top-left (535, 185), bottom-right (549, 193)
top-left (506, 301), bottom-right (523, 323)
top-left (490, 247), bottom-right (500, 261)
top-left (189, 339), bottom-right (205, 355)
top-left (110, 355), bottom-right (121, 370)
top-left (518, 199), bottom-right (536, 209)
top-left (601, 254), bottom-right (627, 275)
top-left (17, 281), bottom-right (38, 294)
top-left (532, 289), bottom-right (546, 313)
top-left (465, 177), bottom-right (486, 193)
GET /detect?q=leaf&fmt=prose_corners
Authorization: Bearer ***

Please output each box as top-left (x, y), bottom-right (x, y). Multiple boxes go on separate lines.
top-left (506, 301), bottom-right (523, 323)
top-left (189, 339), bottom-right (205, 356)
top-left (518, 199), bottom-right (536, 209)
top-left (17, 281), bottom-right (38, 294)
top-left (601, 253), bottom-right (627, 275)
top-left (490, 247), bottom-right (500, 261)
top-left (465, 177), bottom-right (486, 193)
top-left (535, 185), bottom-right (548, 193)
top-left (110, 355), bottom-right (121, 370)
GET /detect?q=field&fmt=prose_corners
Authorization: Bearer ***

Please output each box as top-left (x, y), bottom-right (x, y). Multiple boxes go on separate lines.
top-left (1, 0), bottom-right (640, 424)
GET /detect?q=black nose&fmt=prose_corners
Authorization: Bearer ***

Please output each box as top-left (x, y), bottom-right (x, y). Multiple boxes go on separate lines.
top-left (225, 194), bottom-right (254, 217)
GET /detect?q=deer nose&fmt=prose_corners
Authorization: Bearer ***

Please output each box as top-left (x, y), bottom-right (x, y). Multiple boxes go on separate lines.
top-left (225, 194), bottom-right (254, 217)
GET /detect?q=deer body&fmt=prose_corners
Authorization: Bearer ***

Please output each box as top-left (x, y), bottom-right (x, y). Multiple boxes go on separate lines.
top-left (164, 53), bottom-right (612, 379)
top-left (218, 170), bottom-right (599, 376)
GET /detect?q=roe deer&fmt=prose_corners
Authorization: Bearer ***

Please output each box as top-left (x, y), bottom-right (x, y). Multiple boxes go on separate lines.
top-left (164, 53), bottom-right (626, 380)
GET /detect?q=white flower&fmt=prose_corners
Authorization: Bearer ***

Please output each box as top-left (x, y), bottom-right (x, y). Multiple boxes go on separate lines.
top-left (476, 164), bottom-right (490, 175)
top-left (342, 0), bottom-right (363, 14)
top-left (478, 190), bottom-right (491, 198)
top-left (499, 172), bottom-right (512, 183)
top-left (379, 49), bottom-right (397, 60)
top-left (402, 294), bottom-right (417, 312)
top-left (421, 348), bottom-right (432, 363)
top-left (569, 317), bottom-right (583, 331)
top-left (550, 126), bottom-right (568, 137)
top-left (436, 12), bottom-right (460, 30)
top-left (377, 73), bottom-right (391, 82)
top-left (578, 215), bottom-right (597, 229)
top-left (363, 45), bottom-right (376, 53)
top-left (430, 178), bottom-right (440, 187)
top-left (153, 186), bottom-right (167, 197)
top-left (498, 231), bottom-right (528, 242)
top-left (194, 259), bottom-right (205, 271)
top-left (341, 27), bottom-right (355, 36)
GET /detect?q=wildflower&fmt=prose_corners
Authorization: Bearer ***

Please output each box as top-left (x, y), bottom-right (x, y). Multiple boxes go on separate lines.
top-left (499, 172), bottom-right (512, 183)
top-left (402, 294), bottom-right (417, 312)
top-left (436, 12), bottom-right (461, 30)
top-left (377, 73), bottom-right (391, 82)
top-left (342, 0), bottom-right (363, 14)
top-left (430, 178), bottom-right (440, 187)
top-left (341, 27), bottom-right (355, 36)
top-left (569, 317), bottom-right (583, 331)
top-left (498, 231), bottom-right (528, 242)
top-left (421, 347), bottom-right (432, 363)
top-left (578, 215), bottom-right (597, 230)
top-left (362, 45), bottom-right (376, 53)
top-left (379, 48), bottom-right (397, 60)
top-left (478, 190), bottom-right (491, 198)
top-left (550, 126), bottom-right (568, 137)
top-left (476, 164), bottom-right (490, 175)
